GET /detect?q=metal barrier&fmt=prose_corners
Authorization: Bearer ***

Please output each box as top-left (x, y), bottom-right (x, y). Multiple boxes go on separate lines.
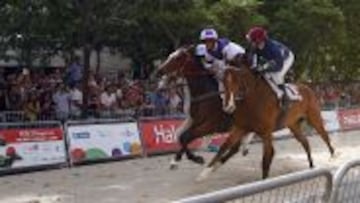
top-left (331, 159), bottom-right (360, 203)
top-left (1, 111), bottom-right (26, 122)
top-left (174, 168), bottom-right (333, 203)
top-left (0, 107), bottom-right (185, 122)
top-left (0, 120), bottom-right (61, 129)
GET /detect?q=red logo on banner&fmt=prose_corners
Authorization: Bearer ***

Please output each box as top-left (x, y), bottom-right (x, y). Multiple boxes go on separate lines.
top-left (140, 119), bottom-right (202, 154)
top-left (338, 108), bottom-right (360, 130)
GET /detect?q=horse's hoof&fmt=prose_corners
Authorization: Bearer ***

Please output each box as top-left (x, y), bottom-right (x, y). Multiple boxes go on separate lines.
top-left (169, 159), bottom-right (179, 170)
top-left (170, 164), bottom-right (179, 170)
top-left (328, 151), bottom-right (340, 162)
top-left (196, 167), bottom-right (214, 182)
top-left (333, 151), bottom-right (341, 158)
top-left (242, 149), bottom-right (249, 156)
top-left (212, 161), bottom-right (222, 172)
top-left (193, 156), bottom-right (205, 165)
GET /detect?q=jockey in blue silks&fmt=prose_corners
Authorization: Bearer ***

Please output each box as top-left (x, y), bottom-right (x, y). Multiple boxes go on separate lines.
top-left (246, 26), bottom-right (295, 109)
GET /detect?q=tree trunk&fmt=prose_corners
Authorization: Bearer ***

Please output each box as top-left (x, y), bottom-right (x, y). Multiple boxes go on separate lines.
top-left (80, 0), bottom-right (92, 117)
top-left (82, 44), bottom-right (90, 117)
top-left (95, 48), bottom-right (101, 75)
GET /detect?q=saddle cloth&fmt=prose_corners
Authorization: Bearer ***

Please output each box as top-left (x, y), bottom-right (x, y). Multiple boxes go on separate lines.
top-left (264, 76), bottom-right (302, 101)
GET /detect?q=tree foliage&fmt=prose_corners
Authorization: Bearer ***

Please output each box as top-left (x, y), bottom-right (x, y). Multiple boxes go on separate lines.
top-left (0, 0), bottom-right (359, 81)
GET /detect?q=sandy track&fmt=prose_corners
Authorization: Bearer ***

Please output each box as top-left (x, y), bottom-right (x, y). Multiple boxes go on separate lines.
top-left (0, 130), bottom-right (359, 203)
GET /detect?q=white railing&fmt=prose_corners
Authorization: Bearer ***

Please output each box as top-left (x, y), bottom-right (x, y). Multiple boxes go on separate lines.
top-left (174, 168), bottom-right (333, 203)
top-left (331, 159), bottom-right (360, 203)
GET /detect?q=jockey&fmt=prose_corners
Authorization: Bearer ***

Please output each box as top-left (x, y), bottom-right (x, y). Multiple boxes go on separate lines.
top-left (199, 28), bottom-right (246, 69)
top-left (195, 43), bottom-right (227, 101)
top-left (246, 26), bottom-right (295, 108)
top-left (197, 28), bottom-right (245, 102)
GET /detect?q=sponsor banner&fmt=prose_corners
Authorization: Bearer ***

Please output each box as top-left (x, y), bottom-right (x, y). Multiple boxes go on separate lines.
top-left (67, 122), bottom-right (142, 163)
top-left (321, 110), bottom-right (341, 132)
top-left (140, 110), bottom-right (342, 154)
top-left (140, 119), bottom-right (202, 155)
top-left (338, 108), bottom-right (360, 130)
top-left (0, 128), bottom-right (66, 170)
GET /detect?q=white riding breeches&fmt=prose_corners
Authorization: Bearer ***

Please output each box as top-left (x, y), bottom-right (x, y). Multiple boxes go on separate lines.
top-left (264, 52), bottom-right (295, 99)
top-left (265, 52), bottom-right (294, 85)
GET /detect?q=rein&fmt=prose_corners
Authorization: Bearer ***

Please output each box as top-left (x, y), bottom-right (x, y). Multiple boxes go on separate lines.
top-left (191, 91), bottom-right (223, 103)
top-left (178, 53), bottom-right (213, 77)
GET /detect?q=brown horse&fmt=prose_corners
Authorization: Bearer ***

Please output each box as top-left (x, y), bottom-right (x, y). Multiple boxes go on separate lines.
top-left (156, 46), bottom-right (252, 169)
top-left (197, 60), bottom-right (336, 180)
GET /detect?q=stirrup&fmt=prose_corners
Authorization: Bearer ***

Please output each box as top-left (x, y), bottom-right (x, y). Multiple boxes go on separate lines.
top-left (279, 95), bottom-right (290, 110)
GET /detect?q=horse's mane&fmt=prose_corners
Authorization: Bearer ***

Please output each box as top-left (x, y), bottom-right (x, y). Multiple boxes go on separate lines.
top-left (177, 44), bottom-right (218, 92)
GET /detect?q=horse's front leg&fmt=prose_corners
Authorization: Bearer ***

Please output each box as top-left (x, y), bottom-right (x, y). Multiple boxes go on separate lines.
top-left (182, 130), bottom-right (205, 165)
top-left (170, 147), bottom-right (185, 170)
top-left (170, 129), bottom-right (205, 169)
top-left (220, 132), bottom-right (254, 163)
top-left (169, 117), bottom-right (195, 170)
top-left (196, 128), bottom-right (244, 182)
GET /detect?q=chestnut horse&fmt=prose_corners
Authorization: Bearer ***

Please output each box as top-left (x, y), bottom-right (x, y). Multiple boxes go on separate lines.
top-left (198, 62), bottom-right (336, 180)
top-left (156, 46), bottom-right (253, 169)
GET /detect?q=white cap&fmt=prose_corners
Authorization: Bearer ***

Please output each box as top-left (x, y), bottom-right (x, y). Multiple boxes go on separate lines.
top-left (199, 28), bottom-right (218, 41)
top-left (195, 44), bottom-right (207, 56)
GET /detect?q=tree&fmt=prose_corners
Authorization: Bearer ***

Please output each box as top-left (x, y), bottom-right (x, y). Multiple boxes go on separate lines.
top-left (207, 0), bottom-right (267, 44)
top-left (261, 0), bottom-right (347, 82)
top-left (333, 0), bottom-right (360, 80)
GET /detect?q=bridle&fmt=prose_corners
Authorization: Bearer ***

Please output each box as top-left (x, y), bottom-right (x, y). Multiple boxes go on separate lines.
top-left (225, 68), bottom-right (249, 102)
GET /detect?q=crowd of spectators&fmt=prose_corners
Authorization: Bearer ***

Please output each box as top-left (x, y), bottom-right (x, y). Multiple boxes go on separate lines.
top-left (311, 82), bottom-right (360, 109)
top-left (0, 59), bottom-right (183, 122)
top-left (0, 59), bottom-right (359, 122)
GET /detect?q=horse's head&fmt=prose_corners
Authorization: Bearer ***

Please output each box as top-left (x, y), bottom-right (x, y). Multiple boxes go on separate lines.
top-left (155, 46), bottom-right (195, 89)
top-left (222, 64), bottom-right (255, 113)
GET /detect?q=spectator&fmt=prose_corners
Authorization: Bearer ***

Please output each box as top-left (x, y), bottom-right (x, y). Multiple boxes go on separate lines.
top-left (100, 85), bottom-right (117, 117)
top-left (69, 83), bottom-right (83, 118)
top-left (6, 85), bottom-right (23, 110)
top-left (65, 56), bottom-right (83, 86)
top-left (23, 92), bottom-right (40, 121)
top-left (39, 91), bottom-right (54, 120)
top-left (87, 90), bottom-right (100, 118)
top-left (115, 82), bottom-right (123, 102)
top-left (323, 85), bottom-right (340, 109)
top-left (52, 83), bottom-right (71, 121)
top-left (168, 88), bottom-right (182, 114)
top-left (153, 89), bottom-right (169, 115)
top-left (117, 71), bottom-right (128, 85)
top-left (124, 81), bottom-right (144, 108)
top-left (140, 92), bottom-right (156, 116)
top-left (339, 92), bottom-right (351, 108)
top-left (88, 72), bottom-right (98, 88)
top-left (0, 88), bottom-right (7, 111)
top-left (52, 68), bottom-right (63, 84)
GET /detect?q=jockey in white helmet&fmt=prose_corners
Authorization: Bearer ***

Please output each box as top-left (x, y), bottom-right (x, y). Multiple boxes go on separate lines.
top-left (199, 28), bottom-right (245, 70)
top-left (196, 28), bottom-right (246, 101)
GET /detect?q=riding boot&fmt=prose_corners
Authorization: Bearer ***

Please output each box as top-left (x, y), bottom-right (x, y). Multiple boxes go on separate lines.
top-left (278, 84), bottom-right (289, 111)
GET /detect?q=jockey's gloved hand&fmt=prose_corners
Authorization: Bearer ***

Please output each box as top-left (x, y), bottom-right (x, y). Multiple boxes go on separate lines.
top-left (256, 64), bottom-right (269, 73)
top-left (257, 61), bottom-right (276, 73)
